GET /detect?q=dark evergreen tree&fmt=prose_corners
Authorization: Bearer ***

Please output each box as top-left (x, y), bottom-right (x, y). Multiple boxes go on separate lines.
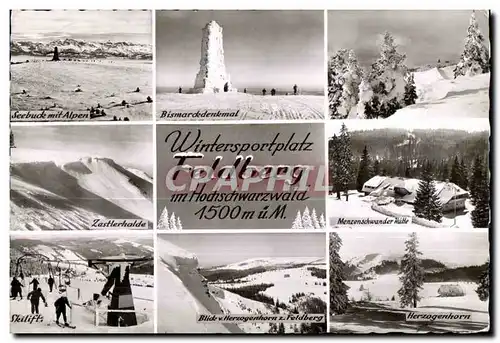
top-left (404, 73), bottom-right (418, 106)
top-left (398, 232), bottom-right (424, 308)
top-left (413, 161), bottom-right (443, 222)
top-left (469, 155), bottom-right (485, 204)
top-left (460, 158), bottom-right (469, 190)
top-left (476, 261), bottom-right (490, 301)
top-left (364, 96), bottom-right (380, 119)
top-left (278, 322), bottom-right (286, 334)
top-left (332, 123), bottom-right (354, 201)
top-left (373, 159), bottom-right (381, 176)
top-left (471, 163), bottom-right (490, 228)
top-left (329, 232), bottom-right (349, 314)
top-left (450, 156), bottom-right (462, 186)
top-left (440, 160), bottom-right (449, 182)
top-left (356, 146), bottom-right (371, 192)
top-left (329, 134), bottom-right (341, 199)
top-left (51, 47), bottom-right (60, 61)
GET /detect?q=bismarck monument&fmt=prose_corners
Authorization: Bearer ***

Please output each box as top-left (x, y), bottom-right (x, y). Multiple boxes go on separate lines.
top-left (191, 21), bottom-right (237, 94)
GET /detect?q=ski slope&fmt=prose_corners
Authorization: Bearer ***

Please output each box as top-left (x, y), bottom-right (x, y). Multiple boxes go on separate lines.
top-left (156, 93), bottom-right (324, 120)
top-left (10, 155), bottom-right (153, 231)
top-left (391, 67), bottom-right (489, 120)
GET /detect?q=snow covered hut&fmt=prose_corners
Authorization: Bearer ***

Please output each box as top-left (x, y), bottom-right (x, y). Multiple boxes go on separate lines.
top-left (437, 284), bottom-right (465, 297)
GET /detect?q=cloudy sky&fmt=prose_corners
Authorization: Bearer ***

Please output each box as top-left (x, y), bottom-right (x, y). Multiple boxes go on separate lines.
top-left (328, 10), bottom-right (490, 68)
top-left (337, 230), bottom-right (489, 267)
top-left (11, 10), bottom-right (152, 44)
top-left (156, 10), bottom-right (324, 90)
top-left (326, 118), bottom-right (490, 136)
top-left (12, 125), bottom-right (153, 175)
top-left (160, 233), bottom-right (325, 268)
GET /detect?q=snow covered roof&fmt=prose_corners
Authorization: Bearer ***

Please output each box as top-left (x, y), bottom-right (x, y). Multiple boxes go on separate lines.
top-left (363, 176), bottom-right (387, 189)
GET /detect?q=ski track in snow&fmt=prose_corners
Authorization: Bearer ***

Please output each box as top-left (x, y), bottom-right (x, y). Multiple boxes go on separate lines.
top-left (156, 93), bottom-right (324, 120)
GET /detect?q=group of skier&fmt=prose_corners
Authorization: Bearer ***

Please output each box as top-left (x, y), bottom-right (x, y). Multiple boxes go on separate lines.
top-left (10, 275), bottom-right (72, 327)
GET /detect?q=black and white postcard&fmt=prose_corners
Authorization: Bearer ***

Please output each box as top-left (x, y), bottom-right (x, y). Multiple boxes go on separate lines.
top-left (156, 10), bottom-right (324, 121)
top-left (10, 10), bottom-right (153, 122)
top-left (10, 231), bottom-right (154, 333)
top-left (10, 125), bottom-right (153, 230)
top-left (327, 10), bottom-right (490, 119)
top-left (327, 119), bottom-right (490, 229)
top-left (157, 232), bottom-right (327, 333)
top-left (329, 230), bottom-right (490, 333)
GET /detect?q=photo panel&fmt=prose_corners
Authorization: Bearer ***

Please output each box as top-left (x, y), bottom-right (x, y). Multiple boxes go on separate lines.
top-left (156, 10), bottom-right (325, 121)
top-left (327, 118), bottom-right (490, 229)
top-left (329, 229), bottom-right (490, 334)
top-left (156, 123), bottom-right (327, 230)
top-left (10, 10), bottom-right (153, 122)
top-left (157, 232), bottom-right (327, 333)
top-left (9, 231), bottom-right (154, 333)
top-left (327, 10), bottom-right (490, 120)
top-left (10, 124), bottom-right (154, 230)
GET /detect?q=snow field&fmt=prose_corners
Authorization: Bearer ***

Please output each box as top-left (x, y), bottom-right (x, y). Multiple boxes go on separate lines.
top-left (156, 93), bottom-right (324, 120)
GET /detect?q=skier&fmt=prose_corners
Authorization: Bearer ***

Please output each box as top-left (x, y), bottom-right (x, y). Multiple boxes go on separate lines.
top-left (262, 88), bottom-right (267, 96)
top-left (178, 87), bottom-right (182, 94)
top-left (10, 277), bottom-right (23, 300)
top-left (271, 88), bottom-right (276, 96)
top-left (27, 287), bottom-right (47, 314)
top-left (30, 277), bottom-right (40, 292)
top-left (243, 88), bottom-right (247, 93)
top-left (100, 258), bottom-right (137, 326)
top-left (293, 84), bottom-right (298, 95)
top-left (48, 276), bottom-right (55, 293)
top-left (54, 286), bottom-right (72, 327)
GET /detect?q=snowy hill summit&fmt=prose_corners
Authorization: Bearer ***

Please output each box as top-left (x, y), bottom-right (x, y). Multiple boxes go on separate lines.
top-left (345, 253), bottom-right (448, 280)
top-left (11, 38), bottom-right (152, 60)
top-left (211, 257), bottom-right (325, 271)
top-left (10, 156), bottom-right (153, 230)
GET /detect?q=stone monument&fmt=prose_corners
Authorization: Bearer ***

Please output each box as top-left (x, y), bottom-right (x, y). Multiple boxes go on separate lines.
top-left (192, 21), bottom-right (236, 93)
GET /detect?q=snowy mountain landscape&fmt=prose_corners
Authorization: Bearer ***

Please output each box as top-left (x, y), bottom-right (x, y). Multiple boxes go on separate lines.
top-left (10, 126), bottom-right (154, 231)
top-left (10, 235), bottom-right (154, 333)
top-left (10, 10), bottom-right (152, 120)
top-left (329, 231), bottom-right (490, 334)
top-left (328, 11), bottom-right (490, 120)
top-left (158, 234), bottom-right (327, 333)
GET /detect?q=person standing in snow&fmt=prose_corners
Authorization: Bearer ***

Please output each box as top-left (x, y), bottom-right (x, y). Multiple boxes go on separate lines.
top-left (293, 84), bottom-right (298, 95)
top-left (54, 287), bottom-right (72, 327)
top-left (10, 277), bottom-right (23, 300)
top-left (262, 88), bottom-right (267, 96)
top-left (100, 258), bottom-right (137, 327)
top-left (48, 276), bottom-right (55, 293)
top-left (30, 277), bottom-right (40, 292)
top-left (27, 287), bottom-right (47, 314)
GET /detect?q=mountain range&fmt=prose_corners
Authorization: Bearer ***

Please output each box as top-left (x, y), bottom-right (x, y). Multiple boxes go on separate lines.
top-left (11, 38), bottom-right (152, 60)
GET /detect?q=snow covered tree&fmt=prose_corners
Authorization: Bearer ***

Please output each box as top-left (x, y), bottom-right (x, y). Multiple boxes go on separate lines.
top-left (403, 73), bottom-right (417, 106)
top-left (176, 217), bottom-right (183, 231)
top-left (331, 123), bottom-right (354, 201)
top-left (311, 208), bottom-right (321, 230)
top-left (158, 207), bottom-right (170, 230)
top-left (470, 155), bottom-right (487, 205)
top-left (302, 207), bottom-right (313, 229)
top-left (339, 50), bottom-right (363, 118)
top-left (329, 232), bottom-right (349, 315)
top-left (291, 211), bottom-right (303, 230)
top-left (454, 11), bottom-right (490, 78)
top-left (328, 49), bottom-right (349, 119)
top-left (319, 214), bottom-right (326, 230)
top-left (471, 164), bottom-right (490, 228)
top-left (356, 77), bottom-right (373, 119)
top-left (169, 213), bottom-right (177, 231)
top-left (476, 261), bottom-right (490, 301)
top-left (398, 232), bottom-right (424, 308)
top-left (356, 145), bottom-right (371, 192)
top-left (329, 134), bottom-right (341, 198)
top-left (367, 31), bottom-right (408, 118)
top-left (413, 161), bottom-right (443, 222)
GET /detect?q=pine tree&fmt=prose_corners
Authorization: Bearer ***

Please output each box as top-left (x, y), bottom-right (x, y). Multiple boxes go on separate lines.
top-left (403, 73), bottom-right (418, 105)
top-left (337, 123), bottom-right (354, 201)
top-left (356, 146), bottom-right (371, 192)
top-left (319, 214), bottom-right (326, 230)
top-left (278, 322), bottom-right (285, 334)
top-left (291, 211), bottom-right (303, 230)
top-left (460, 158), bottom-right (469, 190)
top-left (413, 161), bottom-right (443, 222)
top-left (177, 217), bottom-right (183, 231)
top-left (51, 47), bottom-right (60, 61)
top-left (450, 156), bottom-right (462, 186)
top-left (329, 232), bottom-right (349, 314)
top-left (476, 261), bottom-right (490, 301)
top-left (471, 163), bottom-right (490, 228)
top-left (454, 11), bottom-right (490, 78)
top-left (339, 50), bottom-right (363, 118)
top-left (469, 155), bottom-right (485, 204)
top-left (311, 208), bottom-right (321, 229)
top-left (328, 49), bottom-right (349, 119)
top-left (398, 232), bottom-right (424, 308)
top-left (373, 159), bottom-right (380, 176)
top-left (302, 207), bottom-right (313, 229)
top-left (169, 213), bottom-right (177, 231)
top-left (440, 160), bottom-right (449, 182)
top-left (329, 134), bottom-right (341, 198)
top-left (158, 207), bottom-right (170, 230)
top-left (356, 77), bottom-right (373, 119)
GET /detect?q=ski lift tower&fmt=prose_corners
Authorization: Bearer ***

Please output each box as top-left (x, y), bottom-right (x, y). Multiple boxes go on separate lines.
top-left (87, 253), bottom-right (152, 327)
